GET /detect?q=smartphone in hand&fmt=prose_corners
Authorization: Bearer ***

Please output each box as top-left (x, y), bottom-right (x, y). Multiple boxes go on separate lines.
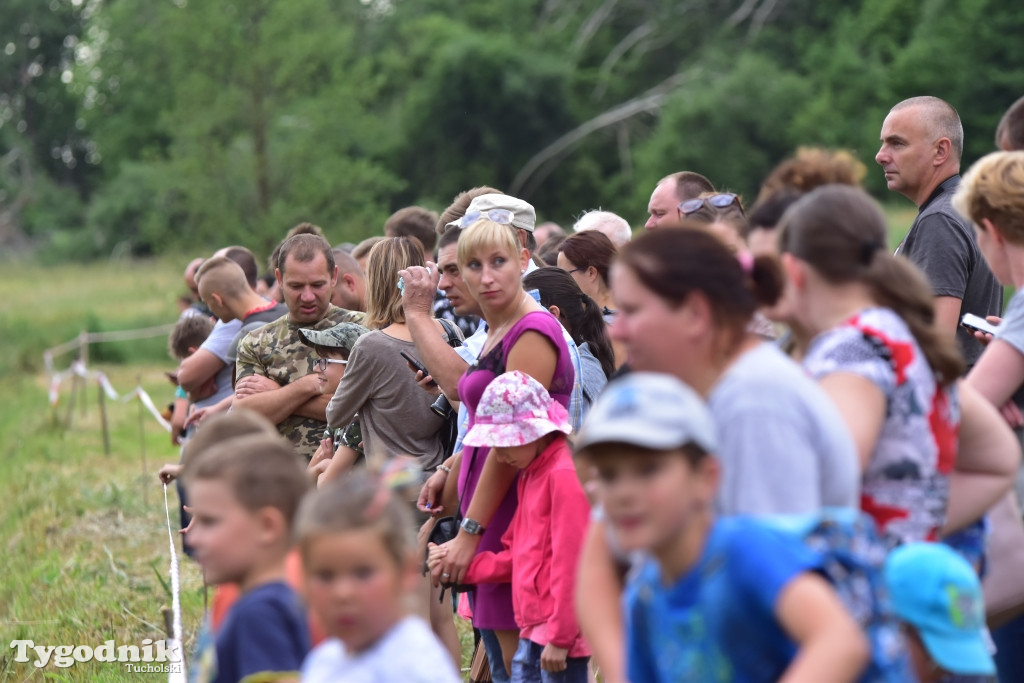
top-left (400, 351), bottom-right (438, 387)
top-left (961, 313), bottom-right (999, 336)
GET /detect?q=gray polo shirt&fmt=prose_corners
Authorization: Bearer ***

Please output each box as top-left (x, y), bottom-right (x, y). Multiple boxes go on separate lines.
top-left (895, 175), bottom-right (1003, 366)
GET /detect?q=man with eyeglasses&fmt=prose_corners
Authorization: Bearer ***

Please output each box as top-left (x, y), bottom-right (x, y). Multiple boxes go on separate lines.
top-left (235, 233), bottom-right (365, 460)
top-left (644, 171), bottom-right (715, 230)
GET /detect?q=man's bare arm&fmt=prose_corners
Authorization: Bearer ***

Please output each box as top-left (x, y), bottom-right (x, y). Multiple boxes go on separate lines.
top-left (177, 348), bottom-right (226, 394)
top-left (234, 374), bottom-right (321, 425)
top-left (934, 296), bottom-right (963, 341)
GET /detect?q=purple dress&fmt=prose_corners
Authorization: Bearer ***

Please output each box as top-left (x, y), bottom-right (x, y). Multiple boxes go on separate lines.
top-left (456, 311), bottom-right (573, 630)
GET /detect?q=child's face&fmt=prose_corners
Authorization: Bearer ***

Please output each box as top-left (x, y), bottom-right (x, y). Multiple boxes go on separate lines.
top-left (491, 443), bottom-right (540, 469)
top-left (185, 479), bottom-right (265, 586)
top-left (302, 528), bottom-right (411, 653)
top-left (589, 446), bottom-right (717, 557)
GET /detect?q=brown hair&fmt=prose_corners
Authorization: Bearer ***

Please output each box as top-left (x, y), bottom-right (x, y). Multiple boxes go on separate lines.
top-left (277, 233), bottom-right (335, 276)
top-left (996, 96), bottom-right (1024, 151)
top-left (364, 237), bottom-right (425, 329)
top-left (295, 469), bottom-right (414, 567)
top-left (684, 192), bottom-right (750, 238)
top-left (618, 227), bottom-right (783, 352)
top-left (779, 185), bottom-right (963, 384)
top-left (953, 151), bottom-right (1024, 244)
top-left (196, 256), bottom-right (249, 300)
top-left (436, 186), bottom-right (503, 235)
top-left (182, 431), bottom-right (309, 527)
top-left (384, 206), bottom-right (440, 253)
top-left (180, 409), bottom-right (280, 468)
top-left (221, 246), bottom-right (259, 288)
top-left (351, 236), bottom-right (385, 263)
top-left (559, 230), bottom-right (616, 288)
top-left (168, 314), bottom-right (214, 360)
top-left (757, 147), bottom-right (866, 202)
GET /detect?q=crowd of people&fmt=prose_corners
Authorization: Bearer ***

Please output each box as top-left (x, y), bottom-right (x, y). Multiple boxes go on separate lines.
top-left (156, 94), bottom-right (1024, 683)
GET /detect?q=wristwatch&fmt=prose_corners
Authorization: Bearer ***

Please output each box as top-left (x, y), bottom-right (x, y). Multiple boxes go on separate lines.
top-left (460, 518), bottom-right (485, 535)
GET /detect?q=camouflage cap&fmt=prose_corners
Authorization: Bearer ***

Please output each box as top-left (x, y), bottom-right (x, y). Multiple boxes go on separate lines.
top-left (298, 322), bottom-right (370, 352)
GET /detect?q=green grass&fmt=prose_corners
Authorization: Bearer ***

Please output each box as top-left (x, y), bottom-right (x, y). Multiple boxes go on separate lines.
top-left (0, 257), bottom-right (208, 681)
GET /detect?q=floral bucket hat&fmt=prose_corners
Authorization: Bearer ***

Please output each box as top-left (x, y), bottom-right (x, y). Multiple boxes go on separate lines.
top-left (462, 370), bottom-right (572, 448)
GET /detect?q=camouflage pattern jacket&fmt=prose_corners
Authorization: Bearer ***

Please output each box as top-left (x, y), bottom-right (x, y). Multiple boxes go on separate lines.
top-left (235, 305), bottom-right (365, 459)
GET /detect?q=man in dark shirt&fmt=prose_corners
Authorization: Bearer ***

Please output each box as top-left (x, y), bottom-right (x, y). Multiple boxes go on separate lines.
top-left (877, 96), bottom-right (1002, 367)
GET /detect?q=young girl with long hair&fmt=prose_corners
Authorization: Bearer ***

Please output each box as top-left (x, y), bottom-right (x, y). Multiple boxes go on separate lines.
top-left (777, 184), bottom-right (1018, 548)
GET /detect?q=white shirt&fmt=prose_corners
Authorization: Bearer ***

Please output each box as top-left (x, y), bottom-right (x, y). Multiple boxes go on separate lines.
top-left (301, 617), bottom-right (461, 683)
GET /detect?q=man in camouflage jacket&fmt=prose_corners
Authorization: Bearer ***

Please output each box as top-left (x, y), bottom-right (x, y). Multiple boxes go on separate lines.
top-left (235, 234), bottom-right (364, 460)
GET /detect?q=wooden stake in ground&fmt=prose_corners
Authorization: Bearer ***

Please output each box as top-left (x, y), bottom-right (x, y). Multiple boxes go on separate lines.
top-left (138, 376), bottom-right (149, 507)
top-left (98, 381), bottom-right (111, 456)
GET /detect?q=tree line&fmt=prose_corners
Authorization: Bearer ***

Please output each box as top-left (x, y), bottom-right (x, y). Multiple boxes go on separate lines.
top-left (2, 0), bottom-right (1022, 261)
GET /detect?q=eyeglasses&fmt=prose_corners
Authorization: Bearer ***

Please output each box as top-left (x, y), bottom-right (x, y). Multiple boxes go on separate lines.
top-left (314, 358), bottom-right (348, 372)
top-left (565, 267), bottom-right (587, 276)
top-left (456, 208), bottom-right (516, 229)
top-left (678, 193), bottom-right (740, 216)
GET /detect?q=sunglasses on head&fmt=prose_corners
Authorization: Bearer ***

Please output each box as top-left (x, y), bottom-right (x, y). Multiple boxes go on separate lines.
top-left (678, 193), bottom-right (739, 216)
top-left (456, 208), bottom-right (516, 229)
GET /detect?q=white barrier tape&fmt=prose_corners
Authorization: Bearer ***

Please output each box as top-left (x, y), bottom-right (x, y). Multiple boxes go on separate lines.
top-left (162, 483), bottom-right (187, 683)
top-left (46, 362), bottom-right (172, 432)
top-left (96, 373), bottom-right (120, 401)
top-left (133, 386), bottom-right (172, 433)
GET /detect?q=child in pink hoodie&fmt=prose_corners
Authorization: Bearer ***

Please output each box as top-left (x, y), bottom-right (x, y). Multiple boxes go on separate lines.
top-left (428, 370), bottom-right (591, 682)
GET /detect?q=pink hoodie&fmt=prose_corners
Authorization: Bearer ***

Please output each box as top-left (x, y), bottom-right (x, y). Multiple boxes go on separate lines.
top-left (465, 435), bottom-right (591, 654)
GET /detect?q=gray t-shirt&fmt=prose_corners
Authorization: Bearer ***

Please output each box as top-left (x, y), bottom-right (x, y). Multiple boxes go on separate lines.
top-left (194, 318), bottom-right (242, 409)
top-left (895, 175), bottom-right (1003, 366)
top-left (326, 330), bottom-right (446, 470)
top-left (708, 342), bottom-right (860, 515)
top-left (996, 288), bottom-right (1024, 354)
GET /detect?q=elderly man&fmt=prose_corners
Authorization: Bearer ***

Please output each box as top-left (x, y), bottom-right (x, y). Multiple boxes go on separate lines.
top-left (573, 209), bottom-right (632, 247)
top-left (877, 96), bottom-right (1002, 367)
top-left (234, 233), bottom-right (364, 459)
top-left (644, 171), bottom-right (715, 230)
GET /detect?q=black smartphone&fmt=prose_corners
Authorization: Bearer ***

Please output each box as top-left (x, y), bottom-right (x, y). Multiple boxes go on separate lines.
top-left (400, 351), bottom-right (437, 387)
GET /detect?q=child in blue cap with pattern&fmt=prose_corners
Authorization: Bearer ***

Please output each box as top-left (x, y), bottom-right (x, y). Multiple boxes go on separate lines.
top-left (885, 542), bottom-right (996, 683)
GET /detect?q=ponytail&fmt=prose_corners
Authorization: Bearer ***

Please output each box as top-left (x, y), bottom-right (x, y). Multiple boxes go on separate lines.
top-left (865, 254), bottom-right (964, 385)
top-left (779, 185), bottom-right (963, 386)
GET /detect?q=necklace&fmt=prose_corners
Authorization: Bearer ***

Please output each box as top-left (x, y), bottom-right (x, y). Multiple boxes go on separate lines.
top-left (482, 292), bottom-right (529, 356)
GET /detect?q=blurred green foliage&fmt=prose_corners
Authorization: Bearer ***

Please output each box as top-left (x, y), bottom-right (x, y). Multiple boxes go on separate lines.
top-left (1, 0), bottom-right (1023, 262)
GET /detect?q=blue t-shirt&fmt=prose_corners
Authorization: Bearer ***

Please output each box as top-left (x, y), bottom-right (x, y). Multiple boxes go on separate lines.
top-left (206, 581), bottom-right (310, 683)
top-left (624, 517), bottom-right (822, 683)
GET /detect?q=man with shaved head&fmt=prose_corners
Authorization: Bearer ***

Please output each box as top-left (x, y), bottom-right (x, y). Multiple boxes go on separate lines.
top-left (183, 256), bottom-right (288, 425)
top-left (876, 96), bottom-right (1002, 367)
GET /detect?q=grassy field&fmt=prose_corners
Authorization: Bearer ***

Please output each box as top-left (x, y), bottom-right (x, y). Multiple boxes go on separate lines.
top-left (0, 257), bottom-right (208, 682)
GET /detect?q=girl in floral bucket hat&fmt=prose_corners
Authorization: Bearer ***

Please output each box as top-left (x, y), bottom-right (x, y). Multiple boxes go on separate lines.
top-left (428, 370), bottom-right (592, 682)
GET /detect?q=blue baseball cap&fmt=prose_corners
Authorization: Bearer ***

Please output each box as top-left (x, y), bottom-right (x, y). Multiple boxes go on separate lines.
top-left (884, 542), bottom-right (995, 676)
top-left (574, 372), bottom-right (718, 454)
